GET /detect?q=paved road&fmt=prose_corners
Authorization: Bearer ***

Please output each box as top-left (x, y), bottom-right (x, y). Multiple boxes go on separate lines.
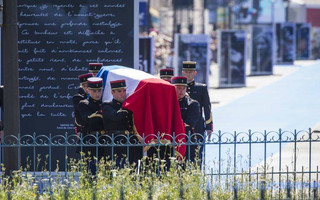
top-left (205, 61), bottom-right (320, 171)
top-left (212, 61), bottom-right (320, 132)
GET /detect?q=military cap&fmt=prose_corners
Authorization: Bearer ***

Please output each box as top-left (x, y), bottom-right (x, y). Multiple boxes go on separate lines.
top-left (87, 77), bottom-right (103, 89)
top-left (160, 68), bottom-right (174, 78)
top-left (89, 63), bottom-right (103, 73)
top-left (182, 61), bottom-right (197, 71)
top-left (171, 76), bottom-right (187, 86)
top-left (78, 73), bottom-right (94, 83)
top-left (110, 79), bottom-right (126, 90)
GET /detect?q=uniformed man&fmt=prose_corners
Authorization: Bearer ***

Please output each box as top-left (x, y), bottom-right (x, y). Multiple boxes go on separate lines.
top-left (101, 79), bottom-right (142, 168)
top-left (89, 63), bottom-right (103, 76)
top-left (172, 76), bottom-right (200, 162)
top-left (159, 68), bottom-right (174, 82)
top-left (182, 61), bottom-right (213, 161)
top-left (72, 73), bottom-right (94, 136)
top-left (78, 77), bottom-right (104, 175)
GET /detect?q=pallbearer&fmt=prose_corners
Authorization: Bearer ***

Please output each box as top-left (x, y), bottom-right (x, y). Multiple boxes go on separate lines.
top-left (101, 79), bottom-right (142, 168)
top-left (78, 77), bottom-right (105, 175)
top-left (89, 63), bottom-right (103, 76)
top-left (73, 73), bottom-right (94, 136)
top-left (159, 68), bottom-right (174, 82)
top-left (172, 76), bottom-right (200, 162)
top-left (182, 61), bottom-right (213, 161)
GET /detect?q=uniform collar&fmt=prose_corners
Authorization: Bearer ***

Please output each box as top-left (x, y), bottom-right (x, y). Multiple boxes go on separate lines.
top-left (178, 96), bottom-right (186, 102)
top-left (187, 80), bottom-right (195, 86)
top-left (112, 99), bottom-right (122, 106)
top-left (89, 97), bottom-right (101, 104)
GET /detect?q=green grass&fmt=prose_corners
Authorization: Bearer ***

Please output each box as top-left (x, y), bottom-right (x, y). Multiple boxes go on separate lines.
top-left (0, 154), bottom-right (319, 199)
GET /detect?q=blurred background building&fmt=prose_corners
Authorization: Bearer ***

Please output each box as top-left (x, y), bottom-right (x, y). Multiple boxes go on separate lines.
top-left (139, 0), bottom-right (320, 72)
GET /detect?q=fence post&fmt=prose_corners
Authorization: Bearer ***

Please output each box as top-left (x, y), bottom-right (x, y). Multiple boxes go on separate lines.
top-left (65, 132), bottom-right (68, 177)
top-left (316, 166), bottom-right (319, 200)
top-left (119, 184), bottom-right (124, 200)
top-left (313, 181), bottom-right (318, 199)
top-left (264, 130), bottom-right (267, 174)
top-left (148, 178), bottom-right (153, 200)
top-left (286, 166), bottom-right (291, 199)
top-left (293, 129), bottom-right (297, 197)
top-left (172, 132), bottom-right (176, 157)
top-left (286, 180), bottom-right (291, 199)
top-left (7, 191), bottom-right (11, 200)
top-left (49, 133), bottom-right (52, 174)
top-left (248, 129), bottom-right (252, 185)
top-left (278, 128), bottom-right (282, 198)
top-left (308, 128), bottom-right (312, 198)
top-left (18, 133), bottom-right (21, 169)
top-left (233, 182), bottom-right (238, 200)
top-left (64, 188), bottom-right (68, 200)
top-left (218, 130), bottom-right (221, 185)
top-left (179, 178), bottom-right (183, 199)
top-left (95, 132), bottom-right (98, 174)
top-left (271, 167), bottom-right (274, 199)
top-left (260, 180), bottom-right (266, 200)
top-left (91, 188), bottom-right (96, 200)
top-left (207, 179), bottom-right (212, 200)
top-left (233, 131), bottom-right (237, 185)
top-left (187, 130), bottom-right (191, 161)
top-left (33, 132), bottom-right (36, 174)
top-left (302, 166), bottom-right (304, 199)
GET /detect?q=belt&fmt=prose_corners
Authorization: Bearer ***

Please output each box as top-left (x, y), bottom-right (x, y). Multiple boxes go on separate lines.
top-left (89, 130), bottom-right (106, 135)
top-left (105, 130), bottom-right (130, 135)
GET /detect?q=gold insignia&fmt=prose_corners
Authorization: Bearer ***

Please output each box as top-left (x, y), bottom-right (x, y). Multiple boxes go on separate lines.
top-left (75, 119), bottom-right (83, 127)
top-left (206, 113), bottom-right (213, 124)
top-left (88, 113), bottom-right (103, 119)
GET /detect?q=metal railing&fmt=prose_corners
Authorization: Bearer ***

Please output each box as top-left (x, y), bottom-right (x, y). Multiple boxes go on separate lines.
top-left (1, 128), bottom-right (320, 199)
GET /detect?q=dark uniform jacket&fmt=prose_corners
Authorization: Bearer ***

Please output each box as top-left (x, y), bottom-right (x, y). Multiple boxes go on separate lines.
top-left (101, 99), bottom-right (133, 132)
top-left (187, 80), bottom-right (213, 134)
top-left (179, 95), bottom-right (200, 134)
top-left (77, 97), bottom-right (104, 158)
top-left (101, 99), bottom-right (142, 163)
top-left (179, 95), bottom-right (200, 162)
top-left (72, 90), bottom-right (87, 134)
top-left (78, 97), bottom-right (104, 133)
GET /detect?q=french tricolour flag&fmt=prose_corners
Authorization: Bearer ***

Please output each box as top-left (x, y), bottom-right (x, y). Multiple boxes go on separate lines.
top-left (97, 65), bottom-right (186, 158)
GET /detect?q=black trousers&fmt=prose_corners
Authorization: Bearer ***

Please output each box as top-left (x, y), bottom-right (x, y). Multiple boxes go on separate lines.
top-left (185, 129), bottom-right (205, 163)
top-left (147, 145), bottom-right (173, 170)
top-left (104, 134), bottom-right (143, 168)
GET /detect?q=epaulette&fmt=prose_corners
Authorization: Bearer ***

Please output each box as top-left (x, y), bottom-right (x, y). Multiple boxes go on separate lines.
top-left (117, 108), bottom-right (128, 114)
top-left (101, 101), bottom-right (112, 106)
top-left (73, 94), bottom-right (84, 99)
top-left (79, 99), bottom-right (89, 105)
top-left (195, 82), bottom-right (206, 87)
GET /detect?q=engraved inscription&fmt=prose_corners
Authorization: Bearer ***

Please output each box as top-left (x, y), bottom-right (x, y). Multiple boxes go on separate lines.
top-left (17, 0), bottom-right (134, 135)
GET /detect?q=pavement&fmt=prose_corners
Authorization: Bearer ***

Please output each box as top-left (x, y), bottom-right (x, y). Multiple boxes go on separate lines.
top-left (209, 60), bottom-right (320, 132)
top-left (205, 60), bottom-right (320, 172)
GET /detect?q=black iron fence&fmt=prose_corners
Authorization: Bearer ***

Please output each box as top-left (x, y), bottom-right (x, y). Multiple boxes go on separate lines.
top-left (0, 128), bottom-right (319, 199)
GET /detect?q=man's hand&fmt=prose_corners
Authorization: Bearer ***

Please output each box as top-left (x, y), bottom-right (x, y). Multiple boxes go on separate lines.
top-left (206, 130), bottom-right (212, 141)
